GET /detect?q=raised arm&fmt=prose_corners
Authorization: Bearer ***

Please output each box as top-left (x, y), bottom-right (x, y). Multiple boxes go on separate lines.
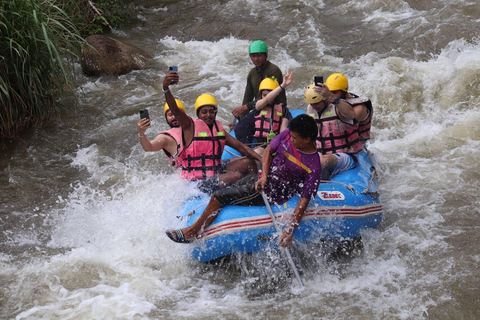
top-left (255, 71), bottom-right (293, 111)
top-left (353, 103), bottom-right (368, 122)
top-left (162, 71), bottom-right (194, 144)
top-left (314, 83), bottom-right (356, 120)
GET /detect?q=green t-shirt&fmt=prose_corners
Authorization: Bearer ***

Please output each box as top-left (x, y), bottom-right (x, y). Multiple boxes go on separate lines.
top-left (242, 61), bottom-right (286, 114)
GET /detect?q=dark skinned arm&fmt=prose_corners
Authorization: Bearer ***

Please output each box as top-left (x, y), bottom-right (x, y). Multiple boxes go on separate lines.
top-left (314, 83), bottom-right (356, 120)
top-left (279, 197), bottom-right (311, 248)
top-left (225, 132), bottom-right (262, 162)
top-left (162, 71), bottom-right (194, 146)
top-left (254, 144), bottom-right (273, 192)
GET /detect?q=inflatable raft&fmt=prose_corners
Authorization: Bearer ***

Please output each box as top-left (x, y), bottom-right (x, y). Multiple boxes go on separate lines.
top-left (176, 111), bottom-right (382, 263)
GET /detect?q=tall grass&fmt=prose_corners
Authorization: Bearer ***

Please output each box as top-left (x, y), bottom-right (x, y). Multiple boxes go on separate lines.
top-left (0, 0), bottom-right (84, 139)
top-left (64, 0), bottom-right (138, 36)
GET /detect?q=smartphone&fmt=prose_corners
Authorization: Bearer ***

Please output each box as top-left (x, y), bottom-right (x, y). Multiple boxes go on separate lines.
top-left (314, 76), bottom-right (324, 85)
top-left (139, 109), bottom-right (150, 120)
top-left (169, 66), bottom-right (178, 85)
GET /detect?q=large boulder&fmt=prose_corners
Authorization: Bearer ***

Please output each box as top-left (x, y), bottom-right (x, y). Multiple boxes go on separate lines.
top-left (81, 35), bottom-right (153, 76)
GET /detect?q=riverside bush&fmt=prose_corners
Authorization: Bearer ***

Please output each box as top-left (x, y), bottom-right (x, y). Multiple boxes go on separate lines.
top-left (0, 0), bottom-right (83, 139)
top-left (0, 0), bottom-right (138, 139)
top-left (60, 0), bottom-right (137, 36)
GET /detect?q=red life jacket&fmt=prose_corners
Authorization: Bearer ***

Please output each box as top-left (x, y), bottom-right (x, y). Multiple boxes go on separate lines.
top-left (178, 119), bottom-right (226, 180)
top-left (159, 127), bottom-right (184, 167)
top-left (307, 103), bottom-right (362, 155)
top-left (346, 94), bottom-right (373, 142)
top-left (253, 103), bottom-right (285, 138)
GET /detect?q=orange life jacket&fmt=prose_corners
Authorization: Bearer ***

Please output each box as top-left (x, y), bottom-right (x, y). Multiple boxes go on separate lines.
top-left (178, 119), bottom-right (226, 180)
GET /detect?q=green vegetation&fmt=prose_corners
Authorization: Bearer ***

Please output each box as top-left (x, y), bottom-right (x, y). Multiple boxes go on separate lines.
top-left (64, 0), bottom-right (138, 36)
top-left (0, 0), bottom-right (138, 139)
top-left (0, 0), bottom-right (84, 138)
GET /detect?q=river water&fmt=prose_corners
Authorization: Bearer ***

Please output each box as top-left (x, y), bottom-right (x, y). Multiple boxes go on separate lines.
top-left (1, 0), bottom-right (479, 319)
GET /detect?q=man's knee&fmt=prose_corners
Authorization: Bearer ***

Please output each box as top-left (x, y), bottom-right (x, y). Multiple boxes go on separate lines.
top-left (227, 158), bottom-right (256, 175)
top-left (320, 154), bottom-right (338, 170)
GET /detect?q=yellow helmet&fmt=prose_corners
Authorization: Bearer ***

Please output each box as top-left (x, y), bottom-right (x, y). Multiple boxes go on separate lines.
top-left (325, 73), bottom-right (348, 92)
top-left (164, 99), bottom-right (185, 115)
top-left (259, 77), bottom-right (279, 92)
top-left (195, 94), bottom-right (217, 114)
top-left (304, 83), bottom-right (326, 104)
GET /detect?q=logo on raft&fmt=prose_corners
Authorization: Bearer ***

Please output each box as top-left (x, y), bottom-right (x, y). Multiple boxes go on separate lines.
top-left (317, 191), bottom-right (345, 200)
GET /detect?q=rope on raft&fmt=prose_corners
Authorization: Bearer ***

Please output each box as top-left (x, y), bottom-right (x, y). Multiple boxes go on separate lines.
top-left (223, 142), bottom-right (268, 158)
top-left (361, 148), bottom-right (380, 198)
top-left (320, 180), bottom-right (355, 192)
top-left (176, 201), bottom-right (209, 221)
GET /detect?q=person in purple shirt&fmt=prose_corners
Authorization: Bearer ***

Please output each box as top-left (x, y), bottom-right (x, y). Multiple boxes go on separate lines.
top-left (166, 114), bottom-right (322, 248)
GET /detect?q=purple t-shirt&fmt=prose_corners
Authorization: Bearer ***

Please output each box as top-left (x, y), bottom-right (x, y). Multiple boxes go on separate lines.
top-left (264, 129), bottom-right (322, 204)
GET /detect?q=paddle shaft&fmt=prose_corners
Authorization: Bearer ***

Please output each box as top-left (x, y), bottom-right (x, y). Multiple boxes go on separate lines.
top-left (261, 192), bottom-right (304, 287)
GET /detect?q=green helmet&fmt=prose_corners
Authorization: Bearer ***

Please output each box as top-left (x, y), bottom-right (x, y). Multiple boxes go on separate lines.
top-left (249, 40), bottom-right (268, 55)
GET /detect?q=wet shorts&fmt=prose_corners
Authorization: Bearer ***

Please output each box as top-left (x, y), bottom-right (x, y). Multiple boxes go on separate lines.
top-left (196, 159), bottom-right (232, 194)
top-left (213, 173), bottom-right (264, 206)
top-left (220, 159), bottom-right (230, 173)
top-left (330, 153), bottom-right (357, 178)
top-left (197, 177), bottom-right (219, 194)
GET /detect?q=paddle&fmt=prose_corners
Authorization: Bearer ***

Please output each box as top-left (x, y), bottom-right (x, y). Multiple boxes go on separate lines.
top-left (260, 191), bottom-right (305, 287)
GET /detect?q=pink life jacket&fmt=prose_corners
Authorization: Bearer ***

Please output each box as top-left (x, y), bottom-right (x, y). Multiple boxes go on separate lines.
top-left (253, 103), bottom-right (285, 138)
top-left (159, 127), bottom-right (184, 167)
top-left (178, 118), bottom-right (226, 180)
top-left (346, 94), bottom-right (373, 142)
top-left (307, 102), bottom-right (362, 155)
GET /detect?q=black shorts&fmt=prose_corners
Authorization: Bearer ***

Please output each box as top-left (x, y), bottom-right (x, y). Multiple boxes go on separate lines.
top-left (213, 173), bottom-right (265, 206)
top-left (196, 159), bottom-right (231, 194)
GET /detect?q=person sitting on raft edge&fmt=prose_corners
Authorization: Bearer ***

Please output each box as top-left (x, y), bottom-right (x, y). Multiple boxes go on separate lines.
top-left (163, 69), bottom-right (262, 193)
top-left (166, 114), bottom-right (322, 249)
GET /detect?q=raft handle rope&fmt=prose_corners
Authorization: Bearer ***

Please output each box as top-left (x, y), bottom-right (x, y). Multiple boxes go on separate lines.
top-left (223, 141), bottom-right (272, 158)
top-left (176, 201), bottom-right (210, 222)
top-left (223, 148), bottom-right (246, 158)
top-left (319, 180), bottom-right (356, 193)
top-left (361, 148), bottom-right (379, 198)
top-left (361, 171), bottom-right (379, 199)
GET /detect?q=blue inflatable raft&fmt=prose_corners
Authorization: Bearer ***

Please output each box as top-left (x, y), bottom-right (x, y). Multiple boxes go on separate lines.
top-left (177, 110), bottom-right (382, 263)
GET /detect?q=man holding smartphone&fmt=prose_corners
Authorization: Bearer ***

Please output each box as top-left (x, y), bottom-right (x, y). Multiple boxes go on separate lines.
top-left (137, 99), bottom-right (187, 167)
top-left (305, 73), bottom-right (372, 179)
top-left (162, 68), bottom-right (262, 191)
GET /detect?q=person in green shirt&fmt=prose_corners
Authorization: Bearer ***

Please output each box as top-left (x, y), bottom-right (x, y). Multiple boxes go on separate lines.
top-left (231, 40), bottom-right (288, 144)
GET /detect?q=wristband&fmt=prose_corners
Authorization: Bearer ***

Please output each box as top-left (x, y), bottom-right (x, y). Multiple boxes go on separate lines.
top-left (138, 133), bottom-right (145, 138)
top-left (163, 88), bottom-right (169, 94)
top-left (331, 97), bottom-right (340, 105)
top-left (279, 85), bottom-right (285, 91)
